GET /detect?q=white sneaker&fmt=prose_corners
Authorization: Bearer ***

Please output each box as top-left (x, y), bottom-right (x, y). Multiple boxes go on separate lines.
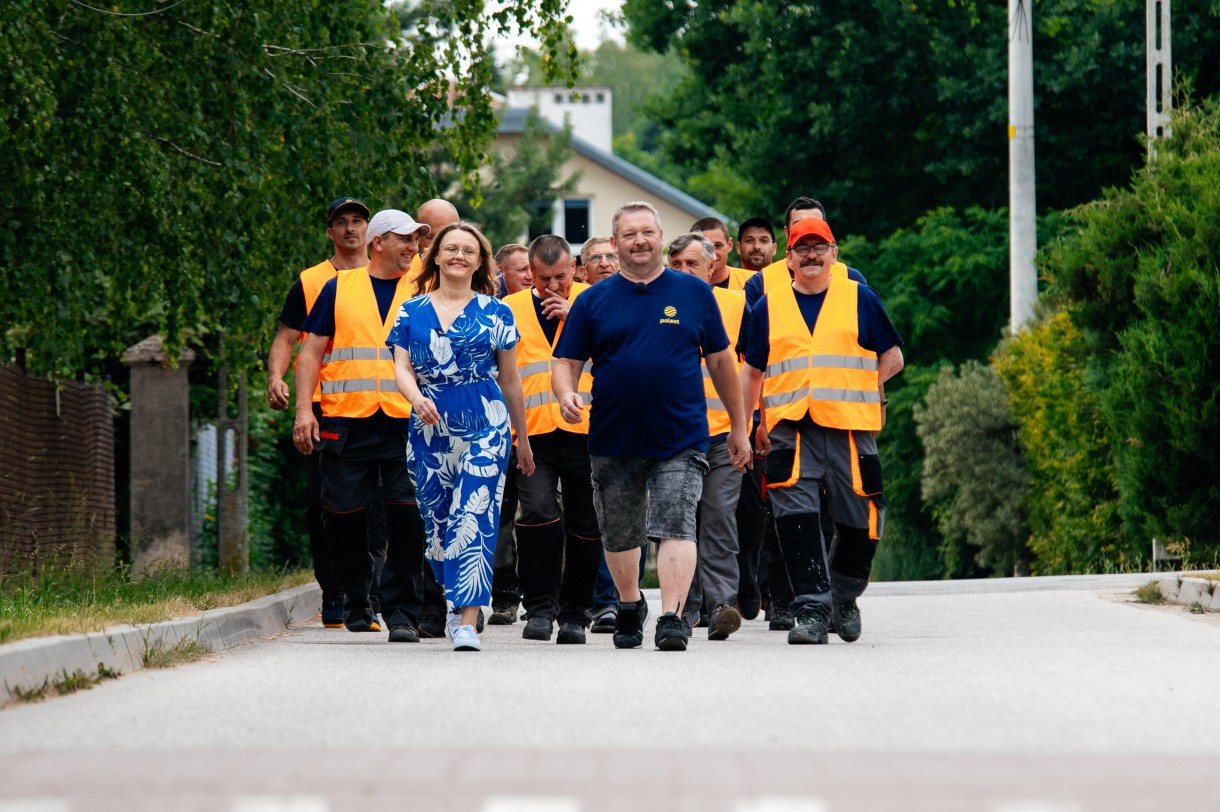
top-left (445, 610), bottom-right (462, 641)
top-left (451, 624), bottom-right (481, 651)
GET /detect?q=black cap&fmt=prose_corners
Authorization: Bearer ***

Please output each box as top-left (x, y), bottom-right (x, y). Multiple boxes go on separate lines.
top-left (326, 197), bottom-right (371, 225)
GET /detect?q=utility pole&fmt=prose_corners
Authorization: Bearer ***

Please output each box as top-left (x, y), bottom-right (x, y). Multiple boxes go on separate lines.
top-left (1147, 0), bottom-right (1172, 154)
top-left (1009, 0), bottom-right (1037, 333)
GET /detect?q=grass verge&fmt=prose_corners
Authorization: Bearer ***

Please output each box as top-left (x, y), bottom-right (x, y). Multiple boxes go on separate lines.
top-left (0, 565), bottom-right (313, 645)
top-left (9, 664), bottom-right (119, 704)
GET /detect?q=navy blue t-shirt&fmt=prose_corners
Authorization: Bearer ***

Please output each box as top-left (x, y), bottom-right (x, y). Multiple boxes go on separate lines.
top-left (743, 283), bottom-right (903, 372)
top-left (743, 263), bottom-right (869, 312)
top-left (302, 274), bottom-right (401, 338)
top-left (531, 291), bottom-right (560, 346)
top-left (301, 273), bottom-right (408, 429)
top-left (554, 269), bottom-right (729, 458)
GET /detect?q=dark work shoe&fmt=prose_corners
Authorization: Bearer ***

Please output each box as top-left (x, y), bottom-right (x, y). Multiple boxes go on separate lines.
top-left (556, 622), bottom-right (586, 644)
top-left (476, 608), bottom-right (485, 633)
top-left (788, 608), bottom-right (830, 645)
top-left (417, 613), bottom-right (445, 639)
top-left (388, 625), bottom-right (419, 643)
top-left (321, 594), bottom-right (345, 628)
top-left (522, 616), bottom-right (554, 641)
top-left (591, 607), bottom-right (617, 634)
top-left (708, 604), bottom-right (742, 641)
top-left (833, 599), bottom-right (862, 642)
top-left (654, 612), bottom-right (689, 651)
top-left (345, 618), bottom-right (380, 633)
top-left (768, 607), bottom-right (795, 631)
top-left (488, 602), bottom-right (519, 625)
top-left (613, 598), bottom-right (649, 649)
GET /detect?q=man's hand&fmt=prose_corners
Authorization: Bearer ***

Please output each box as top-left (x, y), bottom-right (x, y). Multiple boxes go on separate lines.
top-left (293, 410), bottom-right (320, 455)
top-left (558, 391), bottom-right (585, 424)
top-left (754, 422), bottom-right (771, 456)
top-left (540, 290), bottom-right (571, 321)
top-left (267, 377), bottom-right (291, 411)
top-left (727, 429), bottom-right (753, 473)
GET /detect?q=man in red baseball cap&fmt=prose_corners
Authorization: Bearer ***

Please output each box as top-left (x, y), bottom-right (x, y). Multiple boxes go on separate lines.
top-left (739, 214), bottom-right (905, 645)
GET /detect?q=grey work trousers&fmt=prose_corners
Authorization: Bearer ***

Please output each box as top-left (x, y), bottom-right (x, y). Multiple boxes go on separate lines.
top-left (686, 438), bottom-right (744, 616)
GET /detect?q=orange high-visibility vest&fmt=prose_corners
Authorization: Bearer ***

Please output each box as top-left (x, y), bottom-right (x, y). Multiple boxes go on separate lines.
top-left (761, 276), bottom-right (881, 432)
top-left (296, 260), bottom-right (361, 404)
top-left (760, 258), bottom-right (849, 294)
top-left (724, 265), bottom-right (755, 291)
top-left (704, 287), bottom-right (745, 436)
top-left (318, 269), bottom-right (413, 419)
top-left (505, 284), bottom-right (593, 438)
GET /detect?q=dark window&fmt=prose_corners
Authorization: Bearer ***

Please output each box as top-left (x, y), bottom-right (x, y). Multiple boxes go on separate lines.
top-left (554, 93), bottom-right (563, 104)
top-left (564, 199), bottom-right (589, 245)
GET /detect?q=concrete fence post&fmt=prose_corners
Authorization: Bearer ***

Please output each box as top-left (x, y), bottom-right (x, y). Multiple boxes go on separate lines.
top-left (122, 336), bottom-right (195, 576)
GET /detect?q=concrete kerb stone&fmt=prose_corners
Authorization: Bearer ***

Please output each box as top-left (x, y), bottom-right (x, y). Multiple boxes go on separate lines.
top-left (1, 583), bottom-right (321, 706)
top-left (1153, 573), bottom-right (1220, 613)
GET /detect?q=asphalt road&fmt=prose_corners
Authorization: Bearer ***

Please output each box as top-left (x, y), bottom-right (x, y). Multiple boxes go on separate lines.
top-left (1, 573), bottom-right (1217, 810)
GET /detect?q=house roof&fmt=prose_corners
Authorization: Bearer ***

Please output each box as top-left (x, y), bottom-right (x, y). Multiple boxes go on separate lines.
top-left (496, 107), bottom-right (725, 222)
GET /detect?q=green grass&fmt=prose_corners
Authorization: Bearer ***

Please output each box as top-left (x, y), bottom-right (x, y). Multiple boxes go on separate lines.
top-left (9, 664), bottom-right (119, 704)
top-left (1132, 581), bottom-right (1166, 604)
top-left (142, 637), bottom-right (212, 668)
top-left (0, 563), bottom-right (313, 645)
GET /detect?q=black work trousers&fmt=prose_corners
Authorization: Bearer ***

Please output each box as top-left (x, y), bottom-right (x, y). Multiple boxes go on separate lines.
top-left (514, 431), bottom-right (601, 626)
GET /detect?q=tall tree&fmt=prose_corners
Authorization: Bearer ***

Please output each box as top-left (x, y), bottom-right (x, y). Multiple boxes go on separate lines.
top-left (620, 0), bottom-right (1220, 237)
top-left (915, 361), bottom-right (1030, 577)
top-left (0, 0), bottom-right (576, 377)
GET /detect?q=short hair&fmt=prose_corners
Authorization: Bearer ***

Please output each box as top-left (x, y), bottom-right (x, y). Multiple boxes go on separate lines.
top-left (667, 232), bottom-right (716, 265)
top-left (528, 234), bottom-right (571, 267)
top-left (690, 217), bottom-right (730, 239)
top-left (581, 236), bottom-right (614, 264)
top-left (737, 216), bottom-right (776, 245)
top-left (785, 197), bottom-right (827, 228)
top-left (415, 221), bottom-right (497, 297)
top-left (611, 201), bottom-right (661, 237)
top-left (494, 243), bottom-right (527, 266)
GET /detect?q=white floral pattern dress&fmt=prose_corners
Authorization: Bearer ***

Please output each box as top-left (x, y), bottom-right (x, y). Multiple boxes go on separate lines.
top-left (386, 293), bottom-right (519, 608)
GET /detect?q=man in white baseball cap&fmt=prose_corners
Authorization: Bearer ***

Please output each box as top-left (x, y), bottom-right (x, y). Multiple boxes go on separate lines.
top-left (293, 208), bottom-right (432, 643)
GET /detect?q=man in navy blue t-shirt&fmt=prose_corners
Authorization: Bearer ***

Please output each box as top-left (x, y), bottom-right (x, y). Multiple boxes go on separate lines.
top-left (552, 202), bottom-right (752, 652)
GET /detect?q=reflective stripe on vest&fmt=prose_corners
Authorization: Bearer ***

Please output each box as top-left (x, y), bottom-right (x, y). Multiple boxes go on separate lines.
top-left (322, 347), bottom-right (394, 364)
top-left (505, 284), bottom-right (593, 438)
top-left (762, 276), bottom-right (881, 432)
top-left (704, 287), bottom-right (745, 436)
top-left (319, 268), bottom-right (412, 419)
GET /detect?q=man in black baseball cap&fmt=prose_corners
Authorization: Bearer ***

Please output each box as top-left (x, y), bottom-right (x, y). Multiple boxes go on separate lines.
top-left (326, 196), bottom-right (371, 225)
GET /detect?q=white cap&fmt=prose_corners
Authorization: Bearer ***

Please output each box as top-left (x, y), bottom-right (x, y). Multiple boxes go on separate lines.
top-left (366, 209), bottom-right (431, 243)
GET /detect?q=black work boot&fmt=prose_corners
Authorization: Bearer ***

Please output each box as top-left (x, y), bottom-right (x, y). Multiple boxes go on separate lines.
top-left (613, 596), bottom-right (649, 649)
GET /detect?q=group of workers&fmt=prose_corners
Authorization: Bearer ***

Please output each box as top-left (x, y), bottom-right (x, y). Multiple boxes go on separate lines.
top-left (267, 192), bottom-right (904, 652)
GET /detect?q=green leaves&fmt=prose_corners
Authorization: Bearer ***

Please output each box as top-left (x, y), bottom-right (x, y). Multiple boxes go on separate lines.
top-left (0, 0), bottom-right (575, 377)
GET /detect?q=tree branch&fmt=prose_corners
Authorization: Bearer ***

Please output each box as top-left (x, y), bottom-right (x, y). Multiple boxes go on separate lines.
top-left (141, 132), bottom-right (222, 167)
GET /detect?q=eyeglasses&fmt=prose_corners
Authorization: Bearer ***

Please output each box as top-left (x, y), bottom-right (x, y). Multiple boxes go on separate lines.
top-left (790, 243), bottom-right (835, 257)
top-left (586, 252), bottom-right (618, 264)
top-left (441, 245), bottom-right (478, 259)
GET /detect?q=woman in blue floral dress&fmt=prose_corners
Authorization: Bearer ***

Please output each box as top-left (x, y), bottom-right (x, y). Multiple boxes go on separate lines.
top-left (388, 222), bottom-right (534, 651)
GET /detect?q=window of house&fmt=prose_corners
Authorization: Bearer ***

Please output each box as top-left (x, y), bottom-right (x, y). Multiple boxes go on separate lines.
top-left (564, 199), bottom-right (589, 245)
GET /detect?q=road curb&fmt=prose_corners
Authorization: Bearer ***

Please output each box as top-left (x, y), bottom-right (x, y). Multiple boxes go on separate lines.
top-left (0, 583), bottom-right (320, 705)
top-left (1154, 574), bottom-right (1220, 612)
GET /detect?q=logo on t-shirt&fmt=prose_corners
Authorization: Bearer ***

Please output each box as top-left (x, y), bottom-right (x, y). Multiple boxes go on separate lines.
top-left (660, 305), bottom-right (680, 325)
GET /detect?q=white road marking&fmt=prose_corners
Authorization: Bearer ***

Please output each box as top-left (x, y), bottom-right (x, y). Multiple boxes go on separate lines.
top-left (735, 798), bottom-right (829, 812)
top-left (230, 797), bottom-right (329, 812)
top-left (0, 802), bottom-right (71, 812)
top-left (480, 798), bottom-right (581, 812)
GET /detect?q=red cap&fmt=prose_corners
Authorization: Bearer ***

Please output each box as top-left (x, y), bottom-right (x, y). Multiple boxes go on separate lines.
top-left (787, 218), bottom-right (835, 248)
